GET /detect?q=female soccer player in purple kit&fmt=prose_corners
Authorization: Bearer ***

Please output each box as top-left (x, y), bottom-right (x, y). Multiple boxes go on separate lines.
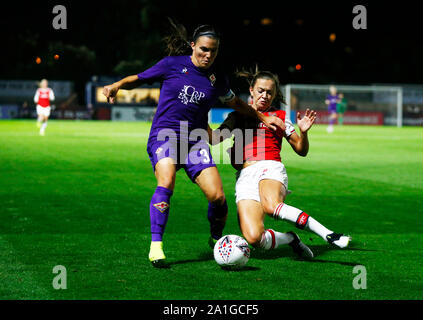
top-left (325, 85), bottom-right (340, 133)
top-left (103, 21), bottom-right (285, 267)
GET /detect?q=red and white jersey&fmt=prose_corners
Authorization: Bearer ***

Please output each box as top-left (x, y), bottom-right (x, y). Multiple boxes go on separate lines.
top-left (218, 109), bottom-right (296, 163)
top-left (34, 88), bottom-right (55, 107)
top-left (244, 110), bottom-right (295, 162)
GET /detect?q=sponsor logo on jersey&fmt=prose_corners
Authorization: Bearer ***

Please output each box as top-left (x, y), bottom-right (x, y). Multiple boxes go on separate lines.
top-left (181, 67), bottom-right (188, 74)
top-left (178, 85), bottom-right (205, 105)
top-left (153, 201), bottom-right (169, 213)
top-left (40, 92), bottom-right (50, 98)
top-left (155, 147), bottom-right (163, 155)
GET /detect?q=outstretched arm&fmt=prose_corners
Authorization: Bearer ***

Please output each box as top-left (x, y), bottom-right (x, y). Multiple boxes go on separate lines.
top-left (103, 57), bottom-right (167, 103)
top-left (286, 108), bottom-right (317, 157)
top-left (225, 96), bottom-right (285, 132)
top-left (102, 75), bottom-right (142, 103)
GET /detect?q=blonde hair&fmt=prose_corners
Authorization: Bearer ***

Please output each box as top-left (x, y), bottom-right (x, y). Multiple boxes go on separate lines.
top-left (39, 79), bottom-right (48, 88)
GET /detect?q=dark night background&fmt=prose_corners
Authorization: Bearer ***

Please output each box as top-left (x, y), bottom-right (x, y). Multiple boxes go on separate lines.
top-left (1, 0), bottom-right (422, 102)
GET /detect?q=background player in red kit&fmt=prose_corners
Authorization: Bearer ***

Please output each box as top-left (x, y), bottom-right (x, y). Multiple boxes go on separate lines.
top-left (209, 69), bottom-right (350, 258)
top-left (34, 79), bottom-right (55, 136)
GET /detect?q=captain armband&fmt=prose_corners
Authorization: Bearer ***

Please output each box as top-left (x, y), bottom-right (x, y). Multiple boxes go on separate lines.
top-left (219, 89), bottom-right (235, 103)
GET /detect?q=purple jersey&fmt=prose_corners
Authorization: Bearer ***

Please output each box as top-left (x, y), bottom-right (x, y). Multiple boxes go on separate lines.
top-left (137, 55), bottom-right (234, 145)
top-left (326, 94), bottom-right (339, 113)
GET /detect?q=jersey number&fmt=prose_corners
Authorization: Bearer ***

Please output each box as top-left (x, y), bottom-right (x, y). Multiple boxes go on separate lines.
top-left (200, 149), bottom-right (210, 164)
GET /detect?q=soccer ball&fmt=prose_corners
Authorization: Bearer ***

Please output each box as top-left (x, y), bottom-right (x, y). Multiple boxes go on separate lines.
top-left (213, 235), bottom-right (250, 269)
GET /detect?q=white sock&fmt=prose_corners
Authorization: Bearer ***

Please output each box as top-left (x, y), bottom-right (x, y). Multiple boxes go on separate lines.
top-left (306, 217), bottom-right (333, 240)
top-left (273, 203), bottom-right (333, 241)
top-left (40, 122), bottom-right (47, 133)
top-left (259, 229), bottom-right (294, 250)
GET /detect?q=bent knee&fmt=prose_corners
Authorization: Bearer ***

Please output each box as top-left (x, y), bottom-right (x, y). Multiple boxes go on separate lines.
top-left (208, 191), bottom-right (226, 205)
top-left (261, 200), bottom-right (281, 216)
top-left (243, 231), bottom-right (262, 248)
top-left (156, 176), bottom-right (175, 191)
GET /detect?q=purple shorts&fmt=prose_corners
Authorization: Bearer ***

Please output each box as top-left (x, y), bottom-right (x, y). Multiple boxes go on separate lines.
top-left (328, 105), bottom-right (337, 114)
top-left (147, 138), bottom-right (216, 182)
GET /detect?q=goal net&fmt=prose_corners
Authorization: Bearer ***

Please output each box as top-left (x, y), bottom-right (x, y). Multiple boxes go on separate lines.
top-left (282, 84), bottom-right (403, 127)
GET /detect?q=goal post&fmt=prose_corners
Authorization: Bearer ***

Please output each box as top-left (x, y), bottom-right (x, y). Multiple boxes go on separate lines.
top-left (282, 84), bottom-right (403, 127)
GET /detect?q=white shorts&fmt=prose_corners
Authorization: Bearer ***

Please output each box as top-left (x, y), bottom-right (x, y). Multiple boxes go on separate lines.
top-left (36, 105), bottom-right (51, 117)
top-left (235, 160), bottom-right (288, 203)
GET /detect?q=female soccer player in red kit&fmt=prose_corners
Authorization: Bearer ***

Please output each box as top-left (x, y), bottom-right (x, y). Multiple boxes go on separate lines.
top-left (209, 69), bottom-right (350, 258)
top-left (34, 79), bottom-right (55, 136)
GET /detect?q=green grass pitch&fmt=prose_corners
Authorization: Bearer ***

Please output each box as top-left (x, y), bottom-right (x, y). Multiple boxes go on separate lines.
top-left (0, 120), bottom-right (422, 300)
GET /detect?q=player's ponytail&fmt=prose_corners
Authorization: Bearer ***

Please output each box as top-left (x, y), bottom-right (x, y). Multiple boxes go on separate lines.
top-left (236, 66), bottom-right (286, 106)
top-left (164, 18), bottom-right (220, 56)
top-left (164, 18), bottom-right (192, 56)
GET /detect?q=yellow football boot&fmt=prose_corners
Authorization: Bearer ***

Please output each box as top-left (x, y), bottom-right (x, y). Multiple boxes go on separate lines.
top-left (149, 241), bottom-right (167, 268)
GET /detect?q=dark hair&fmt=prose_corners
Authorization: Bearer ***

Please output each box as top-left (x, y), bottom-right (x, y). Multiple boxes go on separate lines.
top-left (236, 66), bottom-right (286, 106)
top-left (192, 24), bottom-right (220, 43)
top-left (164, 18), bottom-right (220, 56)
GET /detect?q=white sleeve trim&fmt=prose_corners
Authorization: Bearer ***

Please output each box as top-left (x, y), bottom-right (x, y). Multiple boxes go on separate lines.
top-left (34, 89), bottom-right (40, 103)
top-left (49, 88), bottom-right (55, 101)
top-left (285, 118), bottom-right (296, 137)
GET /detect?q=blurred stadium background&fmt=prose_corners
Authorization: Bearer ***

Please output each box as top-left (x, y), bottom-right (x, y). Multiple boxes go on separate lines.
top-left (1, 0), bottom-right (423, 124)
